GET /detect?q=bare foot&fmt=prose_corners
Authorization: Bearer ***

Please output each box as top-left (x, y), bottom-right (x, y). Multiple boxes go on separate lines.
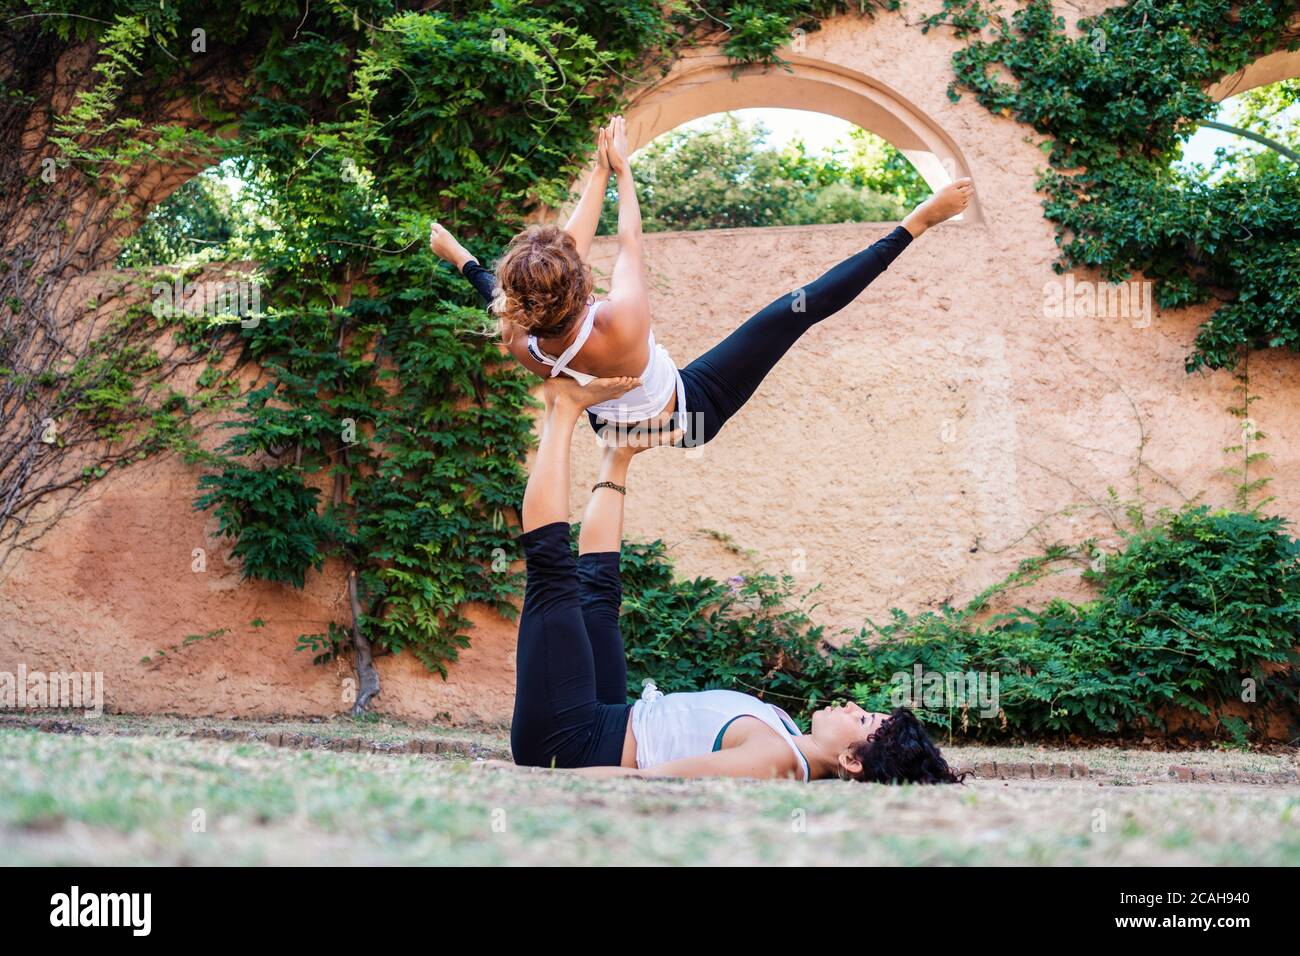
top-left (545, 374), bottom-right (640, 412)
top-left (903, 178), bottom-right (974, 236)
top-left (597, 420), bottom-right (684, 453)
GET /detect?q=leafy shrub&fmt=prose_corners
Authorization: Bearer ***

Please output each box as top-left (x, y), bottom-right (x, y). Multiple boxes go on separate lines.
top-left (195, 464), bottom-right (340, 589)
top-left (618, 506), bottom-right (1300, 742)
top-left (617, 535), bottom-right (827, 714)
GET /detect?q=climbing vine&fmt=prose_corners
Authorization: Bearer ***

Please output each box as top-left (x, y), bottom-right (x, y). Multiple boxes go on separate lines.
top-left (0, 6), bottom-right (245, 569)
top-left (922, 0), bottom-right (1300, 370)
top-left (4, 1), bottom-right (887, 709)
top-left (6, 0), bottom-right (1297, 721)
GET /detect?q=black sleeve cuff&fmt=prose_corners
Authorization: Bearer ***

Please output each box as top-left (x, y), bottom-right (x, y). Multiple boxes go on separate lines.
top-left (461, 259), bottom-right (498, 307)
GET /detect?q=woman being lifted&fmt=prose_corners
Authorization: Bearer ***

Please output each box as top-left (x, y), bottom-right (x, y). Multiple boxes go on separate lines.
top-left (430, 115), bottom-right (973, 447)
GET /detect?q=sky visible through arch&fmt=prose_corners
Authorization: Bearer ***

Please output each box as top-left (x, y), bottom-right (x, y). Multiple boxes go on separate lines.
top-left (670, 103), bottom-right (1294, 174)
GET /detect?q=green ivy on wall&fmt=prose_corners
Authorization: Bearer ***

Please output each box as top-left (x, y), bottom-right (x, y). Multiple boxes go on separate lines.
top-left (9, 0), bottom-right (1297, 729)
top-left (9, 1), bottom-right (887, 709)
top-left (923, 0), bottom-right (1299, 370)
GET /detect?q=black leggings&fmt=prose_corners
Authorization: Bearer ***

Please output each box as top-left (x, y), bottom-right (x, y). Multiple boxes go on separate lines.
top-left (462, 224), bottom-right (913, 446)
top-left (511, 520), bottom-right (632, 768)
top-left (503, 229), bottom-right (914, 765)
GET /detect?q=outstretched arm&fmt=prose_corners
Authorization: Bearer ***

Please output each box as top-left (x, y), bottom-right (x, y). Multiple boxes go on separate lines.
top-left (600, 116), bottom-right (651, 347)
top-left (430, 222), bottom-right (552, 370)
top-left (461, 258), bottom-right (497, 307)
top-left (429, 222), bottom-right (496, 305)
top-left (563, 126), bottom-right (613, 259)
top-left (572, 739), bottom-right (801, 780)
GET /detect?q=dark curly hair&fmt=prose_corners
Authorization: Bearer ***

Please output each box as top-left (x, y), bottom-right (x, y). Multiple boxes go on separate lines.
top-left (491, 224), bottom-right (593, 339)
top-left (846, 707), bottom-right (968, 785)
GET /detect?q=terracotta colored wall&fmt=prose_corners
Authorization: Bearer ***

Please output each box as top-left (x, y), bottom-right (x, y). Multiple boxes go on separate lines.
top-left (3, 4), bottom-right (1298, 725)
top-left (578, 220), bottom-right (1299, 628)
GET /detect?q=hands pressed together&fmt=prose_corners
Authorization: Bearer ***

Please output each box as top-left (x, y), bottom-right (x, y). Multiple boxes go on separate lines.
top-left (596, 114), bottom-right (631, 176)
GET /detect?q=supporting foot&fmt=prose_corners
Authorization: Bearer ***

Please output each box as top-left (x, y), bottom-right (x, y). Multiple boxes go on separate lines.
top-left (596, 421), bottom-right (684, 454)
top-left (544, 375), bottom-right (641, 414)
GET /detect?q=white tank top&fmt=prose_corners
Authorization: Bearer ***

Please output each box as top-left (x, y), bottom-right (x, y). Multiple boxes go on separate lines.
top-left (630, 689), bottom-right (811, 781)
top-left (526, 301), bottom-right (687, 425)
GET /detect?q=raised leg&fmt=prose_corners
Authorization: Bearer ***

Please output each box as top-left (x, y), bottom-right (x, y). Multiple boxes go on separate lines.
top-left (511, 375), bottom-right (641, 768)
top-left (576, 445), bottom-right (632, 704)
top-left (522, 376), bottom-right (640, 532)
top-left (577, 427), bottom-right (681, 704)
top-left (678, 178), bottom-right (974, 445)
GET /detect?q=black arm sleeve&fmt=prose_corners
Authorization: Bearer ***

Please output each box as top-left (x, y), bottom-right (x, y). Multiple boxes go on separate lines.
top-left (461, 259), bottom-right (498, 307)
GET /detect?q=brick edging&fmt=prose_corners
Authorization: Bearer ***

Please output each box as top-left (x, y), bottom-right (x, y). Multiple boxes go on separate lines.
top-left (959, 761), bottom-right (1089, 780)
top-left (4, 716), bottom-right (508, 760)
top-left (188, 726), bottom-right (497, 758)
top-left (1165, 764), bottom-right (1299, 785)
top-left (956, 760), bottom-right (1299, 786)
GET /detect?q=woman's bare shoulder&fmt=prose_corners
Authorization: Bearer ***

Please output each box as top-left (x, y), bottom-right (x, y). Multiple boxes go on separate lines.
top-left (500, 329), bottom-right (550, 377)
top-left (720, 719), bottom-right (805, 779)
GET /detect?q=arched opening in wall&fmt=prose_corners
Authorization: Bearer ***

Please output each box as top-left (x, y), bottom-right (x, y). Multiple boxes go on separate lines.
top-left (551, 54), bottom-right (980, 229)
top-left (593, 108), bottom-right (932, 235)
top-left (116, 158), bottom-right (255, 269)
top-left (1177, 77), bottom-right (1300, 182)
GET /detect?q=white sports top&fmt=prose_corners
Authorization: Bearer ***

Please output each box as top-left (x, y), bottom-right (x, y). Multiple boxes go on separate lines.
top-left (527, 301), bottom-right (686, 425)
top-left (630, 688), bottom-right (811, 781)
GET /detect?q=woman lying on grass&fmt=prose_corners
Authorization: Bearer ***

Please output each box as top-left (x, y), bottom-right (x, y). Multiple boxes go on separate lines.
top-left (507, 373), bottom-right (966, 784)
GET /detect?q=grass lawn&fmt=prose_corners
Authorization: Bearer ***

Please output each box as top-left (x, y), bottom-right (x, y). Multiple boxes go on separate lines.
top-left (2, 717), bottom-right (1299, 865)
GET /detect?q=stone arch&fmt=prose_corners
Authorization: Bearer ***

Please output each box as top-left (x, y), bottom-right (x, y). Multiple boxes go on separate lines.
top-left (1207, 46), bottom-right (1300, 101)
top-left (616, 52), bottom-right (982, 222)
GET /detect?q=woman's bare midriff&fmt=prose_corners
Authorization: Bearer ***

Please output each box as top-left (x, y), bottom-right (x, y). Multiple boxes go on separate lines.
top-left (531, 303), bottom-right (678, 432)
top-left (518, 338), bottom-right (677, 432)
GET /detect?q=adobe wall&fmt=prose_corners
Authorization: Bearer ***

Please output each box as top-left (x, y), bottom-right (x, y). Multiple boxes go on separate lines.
top-left (2, 3), bottom-right (1296, 725)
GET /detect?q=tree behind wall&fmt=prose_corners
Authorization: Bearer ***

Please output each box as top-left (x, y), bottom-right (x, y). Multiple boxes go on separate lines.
top-left (594, 113), bottom-right (927, 233)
